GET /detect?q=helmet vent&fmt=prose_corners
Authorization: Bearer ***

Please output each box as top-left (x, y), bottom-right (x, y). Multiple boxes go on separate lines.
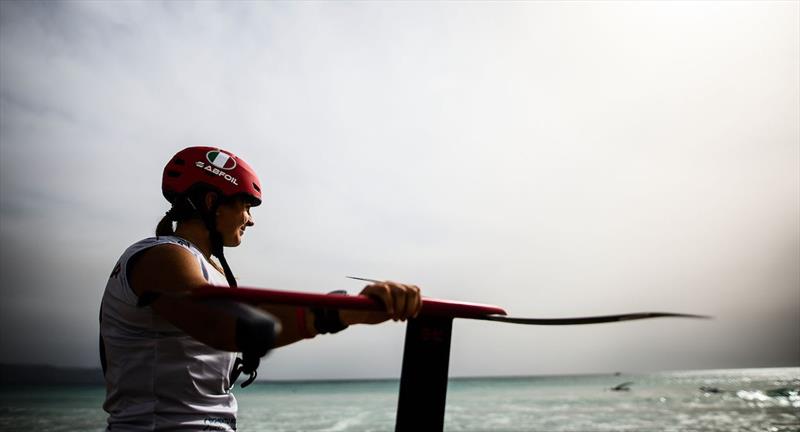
top-left (253, 183), bottom-right (261, 193)
top-left (173, 158), bottom-right (185, 165)
top-left (166, 170), bottom-right (181, 178)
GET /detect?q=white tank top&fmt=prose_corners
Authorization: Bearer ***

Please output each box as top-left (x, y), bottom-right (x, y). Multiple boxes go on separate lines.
top-left (100, 236), bottom-right (238, 431)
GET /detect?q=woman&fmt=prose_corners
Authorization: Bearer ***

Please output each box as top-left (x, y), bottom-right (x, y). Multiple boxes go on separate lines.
top-left (99, 146), bottom-right (422, 431)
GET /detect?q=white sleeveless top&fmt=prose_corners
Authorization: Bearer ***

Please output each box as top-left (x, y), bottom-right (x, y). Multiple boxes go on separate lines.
top-left (100, 236), bottom-right (238, 431)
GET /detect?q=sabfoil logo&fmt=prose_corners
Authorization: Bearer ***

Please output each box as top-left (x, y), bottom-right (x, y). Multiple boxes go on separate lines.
top-left (206, 150), bottom-right (237, 170)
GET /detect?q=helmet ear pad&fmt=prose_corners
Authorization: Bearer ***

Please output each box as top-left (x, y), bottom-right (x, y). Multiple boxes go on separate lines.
top-left (168, 185), bottom-right (224, 222)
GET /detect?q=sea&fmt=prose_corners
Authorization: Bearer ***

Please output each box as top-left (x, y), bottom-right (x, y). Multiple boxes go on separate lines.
top-left (0, 367), bottom-right (797, 432)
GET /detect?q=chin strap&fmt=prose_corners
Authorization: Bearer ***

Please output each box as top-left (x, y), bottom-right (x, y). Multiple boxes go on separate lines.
top-left (208, 228), bottom-right (238, 289)
top-left (193, 198), bottom-right (238, 289)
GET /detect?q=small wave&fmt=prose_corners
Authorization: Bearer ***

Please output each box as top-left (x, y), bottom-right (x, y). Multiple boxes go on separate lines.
top-left (736, 389), bottom-right (800, 408)
top-left (318, 412), bottom-right (367, 432)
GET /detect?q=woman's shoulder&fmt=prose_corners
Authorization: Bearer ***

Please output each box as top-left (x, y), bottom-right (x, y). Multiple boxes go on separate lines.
top-left (123, 236), bottom-right (201, 258)
top-left (125, 237), bottom-right (209, 297)
top-left (120, 237), bottom-right (205, 282)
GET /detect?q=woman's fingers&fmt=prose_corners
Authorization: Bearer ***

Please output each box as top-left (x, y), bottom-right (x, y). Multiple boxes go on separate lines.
top-left (392, 284), bottom-right (408, 321)
top-left (378, 282), bottom-right (398, 318)
top-left (360, 281), bottom-right (422, 321)
top-left (409, 284), bottom-right (422, 318)
top-left (363, 282), bottom-right (392, 315)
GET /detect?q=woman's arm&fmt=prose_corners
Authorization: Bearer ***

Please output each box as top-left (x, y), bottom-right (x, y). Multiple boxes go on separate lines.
top-left (259, 281), bottom-right (423, 348)
top-left (130, 244), bottom-right (422, 350)
top-left (128, 244), bottom-right (241, 351)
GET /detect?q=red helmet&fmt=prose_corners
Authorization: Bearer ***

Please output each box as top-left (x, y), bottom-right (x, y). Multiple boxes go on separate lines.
top-left (162, 146), bottom-right (262, 206)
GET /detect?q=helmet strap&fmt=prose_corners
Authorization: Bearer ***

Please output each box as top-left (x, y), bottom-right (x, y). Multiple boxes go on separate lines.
top-left (196, 196), bottom-right (239, 288)
top-left (210, 229), bottom-right (238, 288)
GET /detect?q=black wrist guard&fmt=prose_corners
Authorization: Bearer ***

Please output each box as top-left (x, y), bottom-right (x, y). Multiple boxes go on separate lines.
top-left (312, 290), bottom-right (349, 335)
top-left (235, 312), bottom-right (277, 359)
top-left (231, 305), bottom-right (279, 387)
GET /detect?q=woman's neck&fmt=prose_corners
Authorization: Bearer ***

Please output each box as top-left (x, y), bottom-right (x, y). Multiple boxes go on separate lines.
top-left (173, 220), bottom-right (213, 259)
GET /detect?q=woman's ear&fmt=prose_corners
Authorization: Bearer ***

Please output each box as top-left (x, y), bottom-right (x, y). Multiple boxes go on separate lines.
top-left (204, 191), bottom-right (219, 211)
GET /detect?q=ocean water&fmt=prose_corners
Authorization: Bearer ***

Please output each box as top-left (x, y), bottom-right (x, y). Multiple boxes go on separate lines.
top-left (0, 368), bottom-right (797, 431)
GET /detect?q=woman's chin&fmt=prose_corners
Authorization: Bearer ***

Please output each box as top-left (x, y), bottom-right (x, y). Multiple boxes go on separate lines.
top-left (224, 236), bottom-right (243, 247)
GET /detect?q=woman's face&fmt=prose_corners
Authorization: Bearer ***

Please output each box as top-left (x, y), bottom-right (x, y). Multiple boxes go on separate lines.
top-left (216, 197), bottom-right (255, 247)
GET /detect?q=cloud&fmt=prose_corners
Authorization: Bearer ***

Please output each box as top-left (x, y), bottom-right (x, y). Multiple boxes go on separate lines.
top-left (0, 1), bottom-right (797, 376)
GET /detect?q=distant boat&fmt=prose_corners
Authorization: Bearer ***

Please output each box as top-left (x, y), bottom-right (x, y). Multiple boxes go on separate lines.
top-left (699, 386), bottom-right (799, 398)
top-left (764, 387), bottom-right (799, 398)
top-left (610, 382), bottom-right (633, 391)
top-left (699, 386), bottom-right (724, 394)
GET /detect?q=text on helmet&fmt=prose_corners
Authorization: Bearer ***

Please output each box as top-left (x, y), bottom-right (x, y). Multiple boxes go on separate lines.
top-left (195, 161), bottom-right (240, 186)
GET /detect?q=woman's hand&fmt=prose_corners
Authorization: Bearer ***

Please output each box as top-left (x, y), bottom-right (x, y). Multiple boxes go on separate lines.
top-left (339, 281), bottom-right (423, 326)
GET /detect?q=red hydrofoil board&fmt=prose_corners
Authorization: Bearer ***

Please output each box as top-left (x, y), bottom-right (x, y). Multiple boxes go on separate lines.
top-left (189, 284), bottom-right (507, 319)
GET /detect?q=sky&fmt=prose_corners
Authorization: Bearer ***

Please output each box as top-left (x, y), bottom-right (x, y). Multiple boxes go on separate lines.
top-left (0, 1), bottom-right (797, 381)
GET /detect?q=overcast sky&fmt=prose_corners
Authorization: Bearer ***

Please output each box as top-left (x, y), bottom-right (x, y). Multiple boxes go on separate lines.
top-left (0, 1), bottom-right (797, 380)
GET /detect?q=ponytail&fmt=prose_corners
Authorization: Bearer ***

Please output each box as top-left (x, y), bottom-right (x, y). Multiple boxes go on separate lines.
top-left (155, 213), bottom-right (175, 237)
top-left (155, 186), bottom-right (216, 238)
